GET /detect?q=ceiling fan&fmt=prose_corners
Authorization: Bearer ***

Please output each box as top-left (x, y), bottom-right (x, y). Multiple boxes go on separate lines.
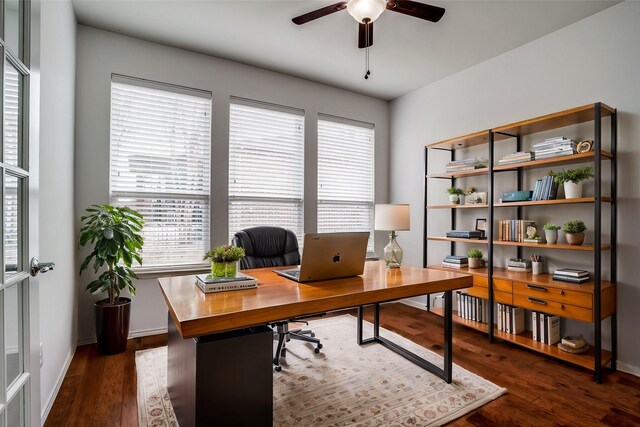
top-left (292, 0), bottom-right (445, 79)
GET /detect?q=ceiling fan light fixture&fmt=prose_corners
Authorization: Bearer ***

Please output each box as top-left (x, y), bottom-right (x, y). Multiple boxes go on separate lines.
top-left (347, 0), bottom-right (386, 23)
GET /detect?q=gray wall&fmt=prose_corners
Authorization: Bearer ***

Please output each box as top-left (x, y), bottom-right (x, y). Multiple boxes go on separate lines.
top-left (39, 0), bottom-right (77, 421)
top-left (74, 25), bottom-right (390, 343)
top-left (391, 1), bottom-right (640, 375)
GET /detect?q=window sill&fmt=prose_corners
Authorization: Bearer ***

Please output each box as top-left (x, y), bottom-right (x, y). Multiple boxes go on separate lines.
top-left (133, 263), bottom-right (210, 280)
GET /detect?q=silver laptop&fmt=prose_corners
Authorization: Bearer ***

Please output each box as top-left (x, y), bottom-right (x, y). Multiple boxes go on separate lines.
top-left (276, 232), bottom-right (369, 283)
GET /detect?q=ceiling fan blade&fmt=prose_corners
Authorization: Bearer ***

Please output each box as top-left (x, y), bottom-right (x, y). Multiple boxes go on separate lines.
top-left (358, 22), bottom-right (374, 48)
top-left (386, 1), bottom-right (445, 22)
top-left (292, 2), bottom-right (348, 25)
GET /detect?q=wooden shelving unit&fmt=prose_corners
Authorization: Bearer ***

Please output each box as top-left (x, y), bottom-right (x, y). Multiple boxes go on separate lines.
top-left (423, 102), bottom-right (617, 383)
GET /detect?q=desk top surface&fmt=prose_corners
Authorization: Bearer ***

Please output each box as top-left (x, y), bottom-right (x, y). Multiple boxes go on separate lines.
top-left (159, 261), bottom-right (472, 338)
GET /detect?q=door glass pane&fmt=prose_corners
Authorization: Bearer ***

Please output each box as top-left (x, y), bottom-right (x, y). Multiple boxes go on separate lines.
top-left (3, 0), bottom-right (21, 57)
top-left (4, 282), bottom-right (23, 387)
top-left (5, 175), bottom-right (22, 277)
top-left (4, 60), bottom-right (22, 167)
top-left (6, 388), bottom-right (23, 427)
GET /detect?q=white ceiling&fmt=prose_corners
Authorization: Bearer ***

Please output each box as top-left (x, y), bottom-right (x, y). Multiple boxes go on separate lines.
top-left (70, 0), bottom-right (618, 101)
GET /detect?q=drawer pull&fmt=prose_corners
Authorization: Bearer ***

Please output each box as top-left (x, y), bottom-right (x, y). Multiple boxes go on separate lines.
top-left (526, 284), bottom-right (548, 292)
top-left (528, 297), bottom-right (547, 305)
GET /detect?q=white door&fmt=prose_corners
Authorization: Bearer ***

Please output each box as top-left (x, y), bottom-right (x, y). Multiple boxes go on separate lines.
top-left (1, 0), bottom-right (42, 425)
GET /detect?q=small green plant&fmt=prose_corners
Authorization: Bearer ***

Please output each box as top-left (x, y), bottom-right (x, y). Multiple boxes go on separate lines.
top-left (204, 245), bottom-right (246, 263)
top-left (467, 248), bottom-right (483, 259)
top-left (543, 223), bottom-right (561, 231)
top-left (562, 220), bottom-right (587, 234)
top-left (548, 167), bottom-right (594, 185)
top-left (446, 187), bottom-right (465, 196)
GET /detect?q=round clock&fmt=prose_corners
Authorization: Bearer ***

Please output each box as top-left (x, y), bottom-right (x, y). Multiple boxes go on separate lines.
top-left (576, 140), bottom-right (593, 153)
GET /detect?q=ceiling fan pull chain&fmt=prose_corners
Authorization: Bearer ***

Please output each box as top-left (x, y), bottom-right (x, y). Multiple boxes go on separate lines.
top-left (364, 20), bottom-right (371, 80)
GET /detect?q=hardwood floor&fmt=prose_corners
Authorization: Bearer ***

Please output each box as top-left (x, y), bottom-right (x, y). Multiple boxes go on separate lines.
top-left (45, 303), bottom-right (640, 426)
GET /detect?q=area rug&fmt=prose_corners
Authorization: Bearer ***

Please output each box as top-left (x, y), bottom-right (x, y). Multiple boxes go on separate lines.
top-left (136, 315), bottom-right (506, 426)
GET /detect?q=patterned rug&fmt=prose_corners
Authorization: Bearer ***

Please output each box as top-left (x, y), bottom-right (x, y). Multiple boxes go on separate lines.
top-left (136, 315), bottom-right (506, 426)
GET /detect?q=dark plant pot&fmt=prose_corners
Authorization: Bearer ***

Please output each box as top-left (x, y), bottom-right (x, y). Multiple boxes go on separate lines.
top-left (565, 232), bottom-right (585, 246)
top-left (94, 297), bottom-right (131, 355)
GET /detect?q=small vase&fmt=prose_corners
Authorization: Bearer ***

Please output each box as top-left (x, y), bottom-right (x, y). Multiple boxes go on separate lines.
top-left (211, 261), bottom-right (238, 278)
top-left (449, 195), bottom-right (459, 205)
top-left (565, 232), bottom-right (585, 246)
top-left (468, 258), bottom-right (483, 269)
top-left (544, 229), bottom-right (558, 244)
top-left (564, 181), bottom-right (583, 199)
top-left (384, 231), bottom-right (404, 268)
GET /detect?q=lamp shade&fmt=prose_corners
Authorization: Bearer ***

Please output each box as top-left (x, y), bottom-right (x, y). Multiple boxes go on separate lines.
top-left (347, 0), bottom-right (386, 23)
top-left (375, 204), bottom-right (410, 231)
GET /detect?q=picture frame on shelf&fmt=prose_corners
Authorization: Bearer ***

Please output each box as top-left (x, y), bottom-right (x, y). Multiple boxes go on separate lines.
top-left (475, 218), bottom-right (487, 238)
top-left (465, 192), bottom-right (487, 205)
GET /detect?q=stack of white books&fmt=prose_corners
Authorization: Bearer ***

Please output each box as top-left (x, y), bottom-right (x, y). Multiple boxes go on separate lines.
top-left (533, 137), bottom-right (576, 159)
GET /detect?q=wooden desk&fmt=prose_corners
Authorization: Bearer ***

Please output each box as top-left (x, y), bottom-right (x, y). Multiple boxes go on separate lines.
top-left (159, 261), bottom-right (471, 427)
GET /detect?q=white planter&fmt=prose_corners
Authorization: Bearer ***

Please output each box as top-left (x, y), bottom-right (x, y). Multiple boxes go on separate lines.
top-left (449, 195), bottom-right (460, 204)
top-left (544, 229), bottom-right (558, 245)
top-left (564, 181), bottom-right (583, 199)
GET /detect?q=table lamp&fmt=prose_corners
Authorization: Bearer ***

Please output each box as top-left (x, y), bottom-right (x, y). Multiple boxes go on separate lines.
top-left (375, 204), bottom-right (410, 268)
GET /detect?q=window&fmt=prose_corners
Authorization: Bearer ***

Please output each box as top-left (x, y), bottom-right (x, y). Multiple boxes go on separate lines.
top-left (110, 76), bottom-right (212, 267)
top-left (318, 117), bottom-right (375, 252)
top-left (228, 100), bottom-right (304, 243)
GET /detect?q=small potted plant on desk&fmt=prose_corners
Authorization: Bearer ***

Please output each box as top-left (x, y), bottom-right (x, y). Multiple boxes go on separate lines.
top-left (467, 248), bottom-right (484, 269)
top-left (204, 245), bottom-right (246, 278)
top-left (548, 166), bottom-right (594, 199)
top-left (447, 187), bottom-right (465, 205)
top-left (79, 205), bottom-right (144, 355)
top-left (543, 223), bottom-right (561, 244)
top-left (563, 220), bottom-right (587, 245)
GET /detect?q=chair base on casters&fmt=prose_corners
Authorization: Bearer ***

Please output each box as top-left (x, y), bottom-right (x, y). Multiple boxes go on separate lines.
top-left (272, 321), bottom-right (323, 372)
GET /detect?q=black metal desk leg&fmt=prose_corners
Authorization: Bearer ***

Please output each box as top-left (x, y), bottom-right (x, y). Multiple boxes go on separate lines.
top-left (373, 303), bottom-right (380, 339)
top-left (444, 290), bottom-right (453, 383)
top-left (357, 306), bottom-right (364, 344)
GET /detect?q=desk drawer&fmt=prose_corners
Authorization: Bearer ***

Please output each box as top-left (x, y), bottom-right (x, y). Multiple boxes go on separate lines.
top-left (472, 276), bottom-right (512, 292)
top-left (513, 282), bottom-right (592, 309)
top-left (513, 294), bottom-right (592, 322)
top-left (466, 287), bottom-right (512, 305)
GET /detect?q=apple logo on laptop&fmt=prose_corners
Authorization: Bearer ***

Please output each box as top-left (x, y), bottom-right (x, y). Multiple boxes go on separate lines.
top-left (333, 253), bottom-right (340, 263)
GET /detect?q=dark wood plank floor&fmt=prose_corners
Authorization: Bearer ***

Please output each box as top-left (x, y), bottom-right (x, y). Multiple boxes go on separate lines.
top-left (45, 303), bottom-right (640, 426)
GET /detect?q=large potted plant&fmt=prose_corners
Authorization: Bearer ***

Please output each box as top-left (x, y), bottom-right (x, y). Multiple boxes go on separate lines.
top-left (548, 167), bottom-right (594, 199)
top-left (79, 205), bottom-right (144, 355)
top-left (563, 220), bottom-right (587, 246)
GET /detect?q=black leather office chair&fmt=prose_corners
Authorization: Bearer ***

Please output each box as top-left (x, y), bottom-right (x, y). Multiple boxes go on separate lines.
top-left (232, 226), bottom-right (323, 372)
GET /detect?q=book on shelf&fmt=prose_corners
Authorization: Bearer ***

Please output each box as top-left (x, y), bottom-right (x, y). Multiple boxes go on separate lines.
top-left (561, 335), bottom-right (586, 349)
top-left (195, 272), bottom-right (258, 293)
top-left (508, 258), bottom-right (532, 268)
top-left (554, 268), bottom-right (589, 277)
top-left (532, 312), bottom-right (560, 344)
top-left (498, 220), bottom-right (537, 242)
top-left (507, 266), bottom-right (532, 272)
top-left (553, 274), bottom-right (590, 284)
top-left (532, 311), bottom-right (538, 341)
top-left (523, 238), bottom-right (542, 243)
top-left (442, 261), bottom-right (469, 269)
top-left (444, 256), bottom-right (468, 263)
top-left (456, 292), bottom-right (489, 323)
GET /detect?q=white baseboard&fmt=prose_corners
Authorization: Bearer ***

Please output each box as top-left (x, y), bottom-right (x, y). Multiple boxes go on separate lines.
top-left (41, 348), bottom-right (75, 425)
top-left (617, 361), bottom-right (640, 378)
top-left (77, 326), bottom-right (168, 346)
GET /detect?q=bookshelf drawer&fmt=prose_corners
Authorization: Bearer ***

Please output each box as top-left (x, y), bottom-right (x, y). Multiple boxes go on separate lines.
top-left (473, 276), bottom-right (488, 287)
top-left (466, 287), bottom-right (512, 304)
top-left (513, 294), bottom-right (592, 322)
top-left (494, 279), bottom-right (513, 293)
top-left (513, 282), bottom-right (592, 309)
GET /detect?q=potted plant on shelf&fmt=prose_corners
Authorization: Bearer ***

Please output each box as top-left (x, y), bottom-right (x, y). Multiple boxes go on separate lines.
top-left (548, 166), bottom-right (594, 199)
top-left (543, 223), bottom-right (561, 244)
top-left (467, 248), bottom-right (484, 269)
top-left (79, 205), bottom-right (144, 355)
top-left (446, 187), bottom-right (465, 205)
top-left (204, 245), bottom-right (246, 278)
top-left (563, 220), bottom-right (587, 245)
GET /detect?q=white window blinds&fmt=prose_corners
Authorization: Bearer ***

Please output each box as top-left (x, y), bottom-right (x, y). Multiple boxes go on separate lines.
top-left (228, 100), bottom-right (304, 243)
top-left (318, 117), bottom-right (375, 252)
top-left (110, 76), bottom-right (212, 267)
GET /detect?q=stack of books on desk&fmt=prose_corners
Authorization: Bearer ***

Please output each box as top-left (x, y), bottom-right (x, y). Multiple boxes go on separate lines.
top-left (507, 258), bottom-right (532, 272)
top-left (498, 151), bottom-right (534, 165)
top-left (533, 137), bottom-right (577, 159)
top-left (195, 272), bottom-right (258, 293)
top-left (442, 255), bottom-right (468, 269)
top-left (445, 157), bottom-right (487, 173)
top-left (553, 268), bottom-right (590, 284)
top-left (497, 303), bottom-right (525, 334)
top-left (532, 311), bottom-right (560, 345)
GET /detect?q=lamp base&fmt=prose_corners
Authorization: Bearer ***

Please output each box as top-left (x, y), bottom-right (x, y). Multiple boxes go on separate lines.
top-left (384, 231), bottom-right (404, 268)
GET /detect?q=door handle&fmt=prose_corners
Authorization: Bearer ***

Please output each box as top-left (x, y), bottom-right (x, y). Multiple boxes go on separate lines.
top-left (30, 257), bottom-right (55, 277)
top-left (528, 297), bottom-right (547, 305)
top-left (526, 284), bottom-right (548, 292)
